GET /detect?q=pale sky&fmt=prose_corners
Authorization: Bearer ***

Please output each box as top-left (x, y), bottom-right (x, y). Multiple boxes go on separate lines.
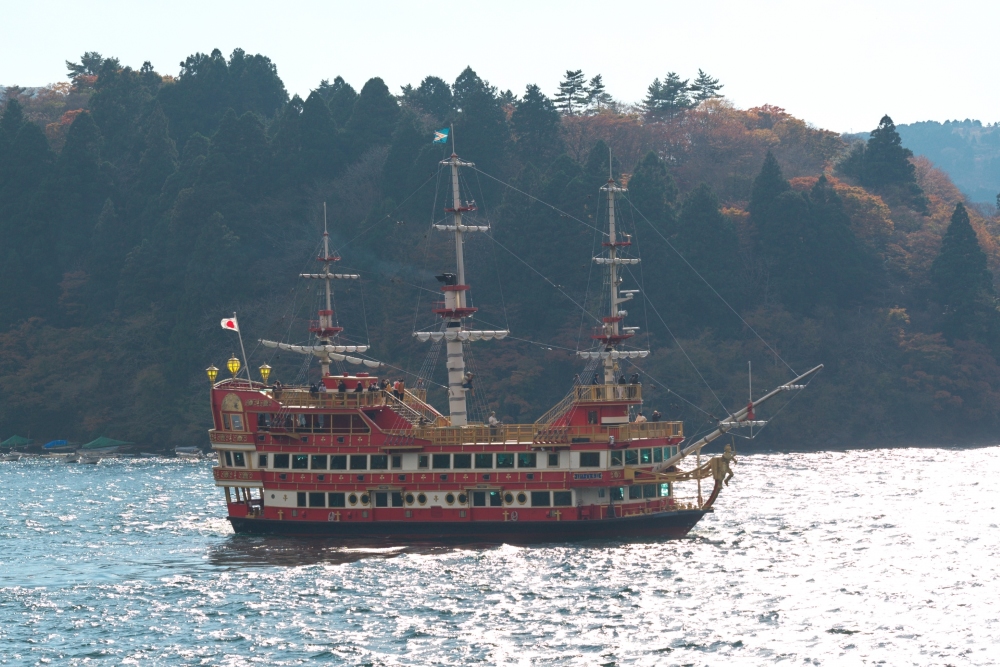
top-left (2, 0), bottom-right (996, 134)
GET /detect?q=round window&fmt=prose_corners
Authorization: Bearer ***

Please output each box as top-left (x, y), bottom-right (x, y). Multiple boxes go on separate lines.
top-left (360, 494), bottom-right (370, 504)
top-left (445, 493), bottom-right (455, 504)
top-left (503, 492), bottom-right (514, 505)
top-left (417, 493), bottom-right (427, 505)
top-left (405, 493), bottom-right (415, 505)
top-left (516, 492), bottom-right (527, 504)
top-left (348, 493), bottom-right (358, 505)
top-left (457, 493), bottom-right (467, 504)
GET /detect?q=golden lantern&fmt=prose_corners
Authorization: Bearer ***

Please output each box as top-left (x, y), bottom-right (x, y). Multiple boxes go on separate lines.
top-left (259, 364), bottom-right (272, 384)
top-left (227, 355), bottom-right (241, 377)
top-left (206, 365), bottom-right (219, 382)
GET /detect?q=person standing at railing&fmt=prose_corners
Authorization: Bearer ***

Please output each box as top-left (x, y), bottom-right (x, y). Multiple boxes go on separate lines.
top-left (634, 412), bottom-right (647, 423)
top-left (650, 410), bottom-right (661, 422)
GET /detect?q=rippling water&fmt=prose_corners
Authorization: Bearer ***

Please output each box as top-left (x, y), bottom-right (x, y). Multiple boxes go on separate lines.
top-left (2, 448), bottom-right (998, 665)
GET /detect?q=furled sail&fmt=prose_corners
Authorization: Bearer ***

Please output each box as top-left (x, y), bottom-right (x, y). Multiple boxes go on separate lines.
top-left (576, 350), bottom-right (649, 359)
top-left (299, 273), bottom-right (360, 280)
top-left (592, 257), bottom-right (641, 265)
top-left (259, 339), bottom-right (381, 367)
top-left (413, 330), bottom-right (509, 342)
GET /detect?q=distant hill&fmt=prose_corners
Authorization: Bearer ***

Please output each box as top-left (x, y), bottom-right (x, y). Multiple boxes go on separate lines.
top-left (854, 120), bottom-right (1000, 205)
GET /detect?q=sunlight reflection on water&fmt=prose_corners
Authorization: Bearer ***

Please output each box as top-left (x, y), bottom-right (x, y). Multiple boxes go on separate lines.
top-left (1, 448), bottom-right (998, 665)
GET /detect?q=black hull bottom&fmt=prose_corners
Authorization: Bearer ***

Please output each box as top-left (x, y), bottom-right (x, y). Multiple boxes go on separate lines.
top-left (229, 509), bottom-right (710, 544)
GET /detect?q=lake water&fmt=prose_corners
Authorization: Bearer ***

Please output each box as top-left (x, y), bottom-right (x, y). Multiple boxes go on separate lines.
top-left (1, 448), bottom-right (998, 666)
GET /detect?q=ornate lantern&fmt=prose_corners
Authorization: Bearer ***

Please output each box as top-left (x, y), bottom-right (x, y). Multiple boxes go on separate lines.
top-left (227, 355), bottom-right (241, 377)
top-left (206, 365), bottom-right (219, 382)
top-left (259, 364), bottom-right (272, 384)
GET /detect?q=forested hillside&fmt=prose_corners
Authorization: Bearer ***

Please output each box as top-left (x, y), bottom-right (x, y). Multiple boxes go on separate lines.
top-left (894, 120), bottom-right (1000, 205)
top-left (2, 50), bottom-right (1000, 450)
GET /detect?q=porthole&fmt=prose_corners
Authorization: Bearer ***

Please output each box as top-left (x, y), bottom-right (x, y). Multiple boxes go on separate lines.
top-left (445, 493), bottom-right (455, 505)
top-left (417, 493), bottom-right (427, 505)
top-left (516, 492), bottom-right (527, 505)
top-left (405, 493), bottom-right (415, 505)
top-left (457, 493), bottom-right (467, 504)
top-left (348, 493), bottom-right (358, 505)
top-left (503, 492), bottom-right (514, 505)
top-left (360, 494), bottom-right (370, 505)
top-left (270, 494), bottom-right (275, 499)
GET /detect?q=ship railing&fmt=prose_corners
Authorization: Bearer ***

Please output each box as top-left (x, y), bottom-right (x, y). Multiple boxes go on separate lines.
top-left (384, 420), bottom-right (682, 445)
top-left (573, 384), bottom-right (642, 403)
top-left (270, 388), bottom-right (388, 409)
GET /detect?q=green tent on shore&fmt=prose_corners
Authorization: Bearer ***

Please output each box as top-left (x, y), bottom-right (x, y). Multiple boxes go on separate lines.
top-left (81, 437), bottom-right (134, 450)
top-left (0, 435), bottom-right (32, 449)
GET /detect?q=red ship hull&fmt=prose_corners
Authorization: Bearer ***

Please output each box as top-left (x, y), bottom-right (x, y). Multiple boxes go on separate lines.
top-left (228, 508), bottom-right (710, 543)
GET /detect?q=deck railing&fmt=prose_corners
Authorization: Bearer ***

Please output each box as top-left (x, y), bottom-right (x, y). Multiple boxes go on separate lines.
top-left (385, 420), bottom-right (681, 446)
top-left (573, 384), bottom-right (642, 403)
top-left (270, 389), bottom-right (388, 409)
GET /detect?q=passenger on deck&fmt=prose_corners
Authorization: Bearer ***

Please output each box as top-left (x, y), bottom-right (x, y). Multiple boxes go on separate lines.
top-left (592, 372), bottom-right (601, 385)
top-left (353, 381), bottom-right (363, 393)
top-left (651, 410), bottom-right (662, 422)
top-left (309, 383), bottom-right (319, 397)
top-left (318, 383), bottom-right (328, 393)
top-left (488, 411), bottom-right (499, 429)
top-left (462, 372), bottom-right (475, 395)
top-left (634, 412), bottom-right (647, 423)
top-left (392, 380), bottom-right (402, 400)
top-left (368, 380), bottom-right (379, 392)
top-left (337, 379), bottom-right (347, 393)
top-left (629, 373), bottom-right (640, 384)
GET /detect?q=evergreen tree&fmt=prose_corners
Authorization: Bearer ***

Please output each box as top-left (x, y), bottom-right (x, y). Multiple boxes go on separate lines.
top-left (930, 203), bottom-right (1000, 344)
top-left (324, 76), bottom-right (357, 127)
top-left (626, 151), bottom-right (677, 230)
top-left (404, 76), bottom-right (453, 121)
top-left (747, 151), bottom-right (790, 222)
top-left (511, 84), bottom-right (563, 168)
top-left (689, 69), bottom-right (723, 102)
top-left (66, 51), bottom-right (112, 78)
top-left (134, 105), bottom-right (179, 201)
top-left (300, 90), bottom-right (343, 179)
top-left (836, 115), bottom-right (927, 210)
top-left (451, 68), bottom-right (508, 177)
top-left (344, 77), bottom-right (400, 156)
top-left (554, 70), bottom-right (587, 115)
top-left (585, 74), bottom-right (613, 112)
top-left (642, 73), bottom-right (691, 120)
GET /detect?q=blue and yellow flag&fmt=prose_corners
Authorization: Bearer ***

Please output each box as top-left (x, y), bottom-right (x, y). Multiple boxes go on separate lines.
top-left (433, 128), bottom-right (449, 144)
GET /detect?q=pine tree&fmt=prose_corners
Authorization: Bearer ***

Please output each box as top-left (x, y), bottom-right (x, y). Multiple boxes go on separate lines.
top-left (554, 70), bottom-right (587, 115)
top-left (405, 76), bottom-right (453, 121)
top-left (748, 151), bottom-right (790, 222)
top-left (344, 77), bottom-right (400, 156)
top-left (317, 76), bottom-right (357, 127)
top-left (450, 68), bottom-right (508, 178)
top-left (66, 51), bottom-right (110, 78)
top-left (689, 69), bottom-right (723, 102)
top-left (930, 203), bottom-right (1000, 343)
top-left (511, 84), bottom-right (563, 168)
top-left (836, 115), bottom-right (926, 210)
top-left (642, 72), bottom-right (691, 120)
top-left (585, 74), bottom-right (613, 112)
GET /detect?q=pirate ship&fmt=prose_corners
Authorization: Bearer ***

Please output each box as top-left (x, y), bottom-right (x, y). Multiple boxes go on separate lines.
top-left (206, 150), bottom-right (821, 541)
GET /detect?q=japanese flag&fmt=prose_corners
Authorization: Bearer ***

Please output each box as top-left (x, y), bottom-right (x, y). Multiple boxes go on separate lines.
top-left (221, 317), bottom-right (239, 332)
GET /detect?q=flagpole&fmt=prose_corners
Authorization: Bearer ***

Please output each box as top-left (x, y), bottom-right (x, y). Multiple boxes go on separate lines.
top-left (451, 123), bottom-right (455, 154)
top-left (234, 312), bottom-right (252, 385)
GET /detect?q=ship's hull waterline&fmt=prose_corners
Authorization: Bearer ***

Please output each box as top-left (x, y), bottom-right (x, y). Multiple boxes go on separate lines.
top-left (228, 508), bottom-right (710, 543)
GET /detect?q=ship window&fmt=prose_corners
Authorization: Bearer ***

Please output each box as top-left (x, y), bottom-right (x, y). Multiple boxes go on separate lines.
top-left (516, 492), bottom-right (527, 504)
top-left (391, 455), bottom-right (402, 469)
top-left (643, 484), bottom-right (658, 499)
top-left (350, 455), bottom-right (367, 470)
top-left (418, 455), bottom-right (428, 469)
top-left (453, 454), bottom-right (472, 469)
top-left (580, 452), bottom-right (600, 467)
top-left (530, 491), bottom-right (550, 507)
top-left (629, 485), bottom-right (643, 500)
top-left (587, 410), bottom-right (598, 425)
top-left (391, 492), bottom-right (404, 507)
top-left (297, 492), bottom-right (307, 507)
top-left (517, 453), bottom-right (536, 468)
top-left (273, 454), bottom-right (289, 469)
top-left (230, 414), bottom-right (243, 431)
top-left (660, 483), bottom-right (671, 497)
top-left (374, 492), bottom-right (388, 507)
top-left (432, 454), bottom-right (451, 469)
top-left (624, 450), bottom-right (639, 466)
top-left (417, 493), bottom-right (427, 504)
top-left (553, 491), bottom-right (572, 506)
top-left (222, 414), bottom-right (231, 430)
top-left (258, 454), bottom-right (268, 468)
top-left (473, 491), bottom-right (486, 507)
top-left (547, 453), bottom-right (559, 467)
top-left (445, 493), bottom-right (455, 505)
top-left (405, 493), bottom-right (415, 505)
top-left (224, 451), bottom-right (233, 466)
top-left (503, 492), bottom-right (514, 504)
top-left (348, 494), bottom-right (358, 505)
top-left (475, 453), bottom-right (493, 468)
top-left (311, 455), bottom-right (328, 470)
top-left (610, 487), bottom-right (624, 501)
top-left (329, 492), bottom-right (346, 507)
top-left (309, 492), bottom-right (325, 507)
top-left (610, 451), bottom-right (623, 467)
top-left (490, 491), bottom-right (502, 506)
top-left (653, 448), bottom-right (663, 463)
top-left (330, 455), bottom-right (347, 470)
top-left (232, 452), bottom-right (245, 467)
top-left (370, 455), bottom-right (389, 470)
top-left (496, 453), bottom-right (514, 469)
top-left (640, 448), bottom-right (652, 464)
top-left (292, 454), bottom-right (309, 469)
top-left (598, 488), bottom-right (606, 498)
